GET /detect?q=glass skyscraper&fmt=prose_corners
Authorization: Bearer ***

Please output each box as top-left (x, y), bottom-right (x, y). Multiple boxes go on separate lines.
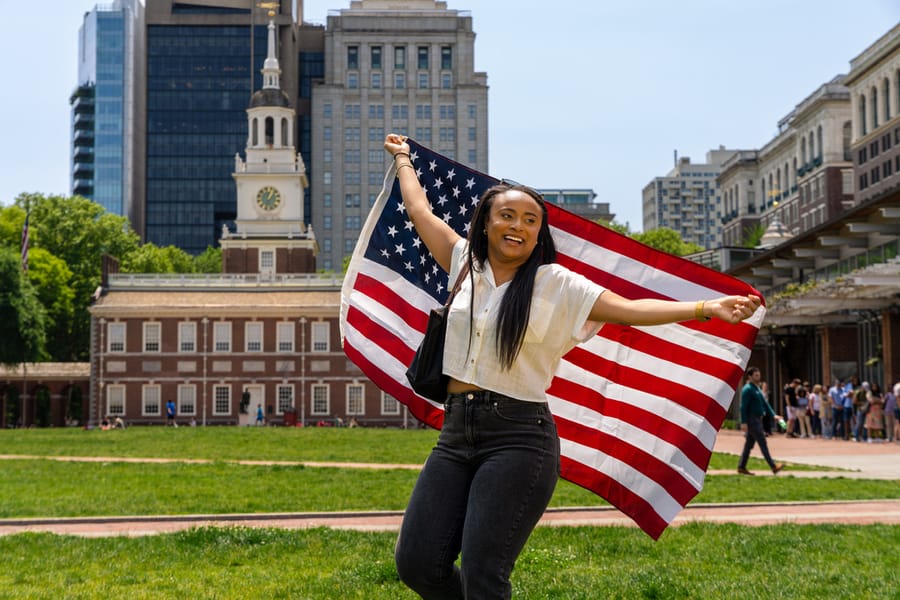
top-left (71, 0), bottom-right (143, 223)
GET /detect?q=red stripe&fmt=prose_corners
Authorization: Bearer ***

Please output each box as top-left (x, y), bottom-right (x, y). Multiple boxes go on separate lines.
top-left (345, 304), bottom-right (416, 368)
top-left (344, 341), bottom-right (445, 430)
top-left (596, 323), bottom-right (744, 389)
top-left (353, 272), bottom-right (431, 332)
top-left (562, 346), bottom-right (728, 426)
top-left (547, 204), bottom-right (765, 304)
top-left (548, 377), bottom-right (712, 470)
top-left (559, 455), bottom-right (668, 540)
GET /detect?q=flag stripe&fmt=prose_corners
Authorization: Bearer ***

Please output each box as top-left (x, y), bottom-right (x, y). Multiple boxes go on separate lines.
top-left (340, 139), bottom-right (763, 538)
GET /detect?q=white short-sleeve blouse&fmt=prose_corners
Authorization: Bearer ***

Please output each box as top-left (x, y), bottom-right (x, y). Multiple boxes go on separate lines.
top-left (443, 240), bottom-right (606, 402)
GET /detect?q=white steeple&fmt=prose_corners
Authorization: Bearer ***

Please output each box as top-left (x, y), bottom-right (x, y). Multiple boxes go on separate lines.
top-left (262, 19), bottom-right (281, 90)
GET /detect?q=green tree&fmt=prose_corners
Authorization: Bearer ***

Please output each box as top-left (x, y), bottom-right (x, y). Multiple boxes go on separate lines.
top-left (121, 243), bottom-right (195, 273)
top-left (0, 249), bottom-right (47, 365)
top-left (15, 193), bottom-right (140, 360)
top-left (598, 219), bottom-right (632, 236)
top-left (632, 227), bottom-right (704, 256)
top-left (742, 223), bottom-right (765, 248)
top-left (193, 246), bottom-right (222, 273)
top-left (23, 248), bottom-right (76, 359)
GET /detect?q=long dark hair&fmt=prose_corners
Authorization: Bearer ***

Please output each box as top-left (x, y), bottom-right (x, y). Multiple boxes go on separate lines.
top-left (464, 183), bottom-right (557, 370)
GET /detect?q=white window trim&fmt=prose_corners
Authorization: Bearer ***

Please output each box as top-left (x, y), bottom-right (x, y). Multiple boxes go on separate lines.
top-left (178, 321), bottom-right (196, 353)
top-left (143, 322), bottom-right (161, 353)
top-left (107, 384), bottom-right (126, 416)
top-left (311, 321), bottom-right (330, 353)
top-left (142, 384), bottom-right (162, 416)
top-left (381, 392), bottom-right (401, 415)
top-left (311, 383), bottom-right (330, 415)
top-left (213, 321), bottom-right (232, 353)
top-left (346, 383), bottom-right (365, 416)
top-left (178, 384), bottom-right (197, 416)
top-left (107, 322), bottom-right (126, 353)
top-left (213, 385), bottom-right (231, 416)
top-left (245, 321), bottom-right (263, 353)
top-left (276, 384), bottom-right (294, 415)
top-left (277, 322), bottom-right (295, 353)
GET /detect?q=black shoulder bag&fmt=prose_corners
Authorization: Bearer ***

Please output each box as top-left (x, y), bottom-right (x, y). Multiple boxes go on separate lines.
top-left (405, 264), bottom-right (468, 402)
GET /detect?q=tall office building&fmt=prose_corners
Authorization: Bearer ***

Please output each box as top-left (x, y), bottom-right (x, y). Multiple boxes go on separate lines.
top-left (143, 0), bottom-right (320, 254)
top-left (641, 148), bottom-right (737, 249)
top-left (310, 0), bottom-right (489, 271)
top-left (71, 0), bottom-right (145, 228)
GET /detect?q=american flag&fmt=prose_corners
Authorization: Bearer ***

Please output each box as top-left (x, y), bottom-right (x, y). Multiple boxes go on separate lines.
top-left (20, 211), bottom-right (29, 272)
top-left (340, 140), bottom-right (765, 539)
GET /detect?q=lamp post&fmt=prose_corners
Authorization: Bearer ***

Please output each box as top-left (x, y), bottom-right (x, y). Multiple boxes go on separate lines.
top-left (299, 317), bottom-right (307, 427)
top-left (202, 317), bottom-right (209, 426)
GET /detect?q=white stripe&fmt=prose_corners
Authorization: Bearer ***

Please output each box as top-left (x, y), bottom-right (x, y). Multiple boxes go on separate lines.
top-left (343, 321), bottom-right (444, 412)
top-left (559, 437), bottom-right (682, 524)
top-left (551, 225), bottom-right (738, 300)
top-left (552, 360), bottom-right (718, 451)
top-left (578, 335), bottom-right (734, 413)
top-left (551, 396), bottom-right (706, 489)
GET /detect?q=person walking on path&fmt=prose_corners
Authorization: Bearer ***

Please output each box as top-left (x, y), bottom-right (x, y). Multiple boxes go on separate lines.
top-left (255, 404), bottom-right (265, 426)
top-left (738, 367), bottom-right (785, 476)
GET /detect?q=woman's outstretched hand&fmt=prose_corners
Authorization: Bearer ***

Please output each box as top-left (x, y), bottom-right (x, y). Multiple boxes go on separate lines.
top-left (706, 294), bottom-right (762, 323)
top-left (384, 133), bottom-right (409, 157)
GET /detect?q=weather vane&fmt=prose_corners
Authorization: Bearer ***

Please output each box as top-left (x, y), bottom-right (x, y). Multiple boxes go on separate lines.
top-left (258, 1), bottom-right (279, 17)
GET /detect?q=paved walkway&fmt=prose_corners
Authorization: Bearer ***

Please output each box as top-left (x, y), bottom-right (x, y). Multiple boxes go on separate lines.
top-left (1, 430), bottom-right (897, 537)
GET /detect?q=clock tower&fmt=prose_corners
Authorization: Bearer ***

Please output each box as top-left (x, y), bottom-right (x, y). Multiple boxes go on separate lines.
top-left (222, 15), bottom-right (316, 275)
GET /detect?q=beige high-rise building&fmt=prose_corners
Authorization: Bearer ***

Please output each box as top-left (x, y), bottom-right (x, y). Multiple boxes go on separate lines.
top-left (311, 0), bottom-right (489, 271)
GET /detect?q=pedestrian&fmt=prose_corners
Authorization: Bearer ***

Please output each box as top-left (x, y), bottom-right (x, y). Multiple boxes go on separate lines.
top-left (783, 378), bottom-right (800, 437)
top-left (888, 383), bottom-right (900, 443)
top-left (808, 381), bottom-right (821, 437)
top-left (865, 382), bottom-right (884, 443)
top-left (166, 399), bottom-right (176, 427)
top-left (853, 380), bottom-right (869, 442)
top-left (829, 379), bottom-right (844, 440)
top-left (795, 381), bottom-right (812, 438)
top-left (384, 133), bottom-right (762, 598)
top-left (817, 383), bottom-right (833, 439)
top-left (255, 403), bottom-right (264, 426)
top-left (842, 379), bottom-right (855, 440)
top-left (737, 367), bottom-right (785, 476)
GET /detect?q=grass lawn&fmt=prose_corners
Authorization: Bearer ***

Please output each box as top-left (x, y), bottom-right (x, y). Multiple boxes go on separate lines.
top-left (1, 427), bottom-right (897, 598)
top-left (1, 524), bottom-right (898, 599)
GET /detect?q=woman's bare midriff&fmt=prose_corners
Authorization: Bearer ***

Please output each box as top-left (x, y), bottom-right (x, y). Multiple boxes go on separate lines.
top-left (447, 378), bottom-right (483, 394)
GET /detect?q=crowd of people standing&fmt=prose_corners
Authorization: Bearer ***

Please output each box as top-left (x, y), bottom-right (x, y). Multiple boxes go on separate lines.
top-left (776, 376), bottom-right (899, 443)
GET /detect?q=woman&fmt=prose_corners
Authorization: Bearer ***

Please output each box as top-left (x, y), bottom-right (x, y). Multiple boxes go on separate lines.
top-left (384, 134), bottom-right (761, 599)
top-left (865, 382), bottom-right (885, 442)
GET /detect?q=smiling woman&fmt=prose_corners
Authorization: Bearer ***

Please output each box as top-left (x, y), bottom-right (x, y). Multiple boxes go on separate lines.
top-left (382, 133), bottom-right (761, 598)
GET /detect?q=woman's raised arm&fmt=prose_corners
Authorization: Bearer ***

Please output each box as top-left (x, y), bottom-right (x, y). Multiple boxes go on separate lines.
top-left (384, 134), bottom-right (462, 272)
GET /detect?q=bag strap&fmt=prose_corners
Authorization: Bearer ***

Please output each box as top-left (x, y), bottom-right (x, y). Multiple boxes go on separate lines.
top-left (444, 261), bottom-right (470, 307)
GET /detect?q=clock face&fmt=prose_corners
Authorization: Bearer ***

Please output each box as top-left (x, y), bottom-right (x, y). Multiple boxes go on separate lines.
top-left (256, 186), bottom-right (281, 211)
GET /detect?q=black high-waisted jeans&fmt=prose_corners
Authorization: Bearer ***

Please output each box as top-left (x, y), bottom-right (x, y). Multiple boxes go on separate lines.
top-left (395, 390), bottom-right (560, 599)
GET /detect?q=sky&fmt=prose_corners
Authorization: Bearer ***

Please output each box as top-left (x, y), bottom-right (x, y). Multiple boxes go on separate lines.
top-left (0, 1), bottom-right (897, 230)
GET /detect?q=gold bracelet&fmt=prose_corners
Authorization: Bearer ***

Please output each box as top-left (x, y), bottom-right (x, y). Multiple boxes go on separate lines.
top-left (393, 152), bottom-right (411, 161)
top-left (695, 300), bottom-right (710, 321)
top-left (397, 163), bottom-right (415, 173)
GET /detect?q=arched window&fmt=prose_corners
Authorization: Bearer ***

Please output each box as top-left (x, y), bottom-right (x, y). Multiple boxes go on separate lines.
top-left (801, 137), bottom-right (807, 164)
top-left (776, 168), bottom-right (781, 195)
top-left (808, 133), bottom-right (815, 162)
top-left (816, 125), bottom-right (823, 159)
top-left (281, 118), bottom-right (289, 147)
top-left (784, 161), bottom-right (790, 190)
top-left (860, 93), bottom-right (867, 136)
top-left (883, 77), bottom-right (891, 121)
top-left (265, 117), bottom-right (274, 146)
top-left (871, 86), bottom-right (879, 129)
top-left (252, 118), bottom-right (259, 146)
top-left (842, 121), bottom-right (852, 161)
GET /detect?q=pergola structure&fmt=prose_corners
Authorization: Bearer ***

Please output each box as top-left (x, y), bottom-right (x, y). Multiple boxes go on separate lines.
top-left (728, 186), bottom-right (899, 405)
